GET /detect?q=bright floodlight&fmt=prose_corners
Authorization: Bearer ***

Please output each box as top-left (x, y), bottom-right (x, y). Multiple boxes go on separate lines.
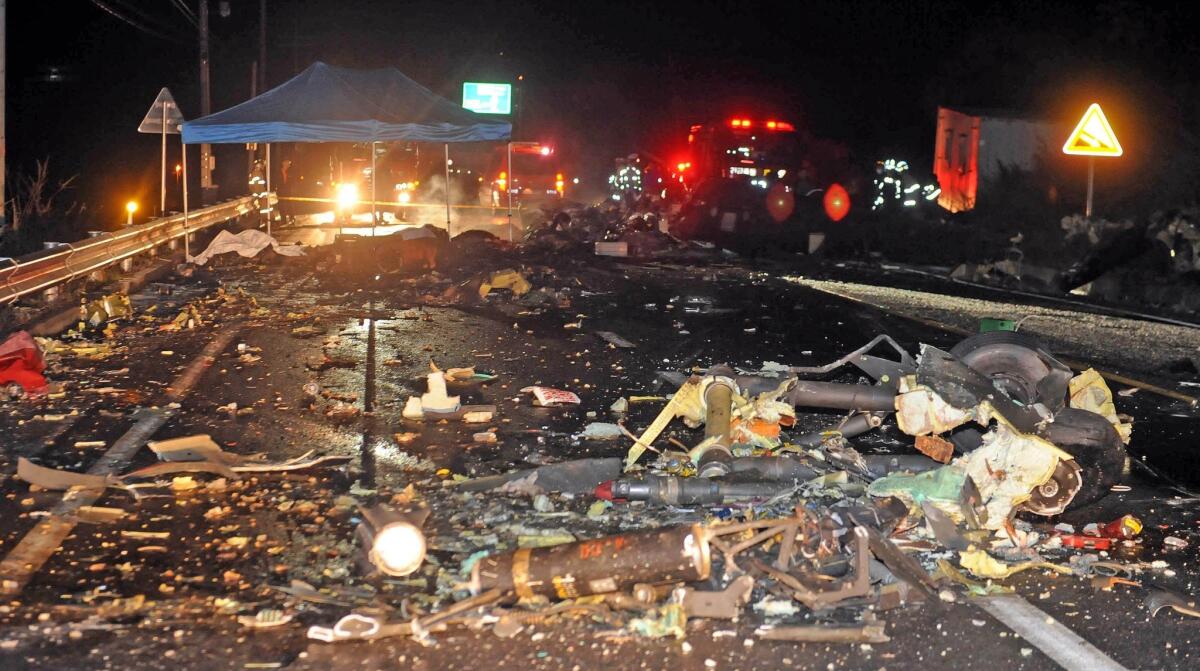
top-left (336, 183), bottom-right (359, 210)
top-left (126, 201), bottom-right (138, 213)
top-left (368, 521), bottom-right (426, 576)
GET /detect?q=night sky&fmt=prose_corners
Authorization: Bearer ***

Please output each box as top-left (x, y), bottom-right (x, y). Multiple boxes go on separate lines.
top-left (10, 1), bottom-right (1200, 222)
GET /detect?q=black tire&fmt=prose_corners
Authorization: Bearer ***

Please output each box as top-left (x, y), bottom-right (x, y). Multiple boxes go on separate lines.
top-left (1035, 408), bottom-right (1128, 509)
top-left (952, 332), bottom-right (1125, 510)
top-left (949, 331), bottom-right (1071, 411)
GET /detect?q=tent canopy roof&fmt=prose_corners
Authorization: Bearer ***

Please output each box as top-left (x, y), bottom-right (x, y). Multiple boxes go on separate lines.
top-left (182, 62), bottom-right (511, 144)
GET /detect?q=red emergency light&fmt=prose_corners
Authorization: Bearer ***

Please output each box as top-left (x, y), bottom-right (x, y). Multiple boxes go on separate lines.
top-left (513, 144), bottom-right (554, 156)
top-left (730, 118), bottom-right (793, 131)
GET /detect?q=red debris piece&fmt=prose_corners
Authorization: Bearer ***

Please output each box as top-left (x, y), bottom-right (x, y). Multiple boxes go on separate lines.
top-left (0, 331), bottom-right (47, 393)
top-left (1059, 535), bottom-right (1113, 551)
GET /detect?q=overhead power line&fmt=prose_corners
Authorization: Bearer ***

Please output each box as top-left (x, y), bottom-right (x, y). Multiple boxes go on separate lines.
top-left (112, 0), bottom-right (191, 34)
top-left (169, 0), bottom-right (199, 28)
top-left (88, 0), bottom-right (186, 43)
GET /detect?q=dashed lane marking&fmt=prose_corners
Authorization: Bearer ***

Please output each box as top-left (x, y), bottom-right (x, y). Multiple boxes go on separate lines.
top-left (0, 326), bottom-right (241, 595)
top-left (977, 595), bottom-right (1128, 671)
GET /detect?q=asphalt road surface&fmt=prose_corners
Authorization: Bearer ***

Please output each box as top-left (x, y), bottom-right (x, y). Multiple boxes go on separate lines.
top-left (1, 232), bottom-right (1197, 670)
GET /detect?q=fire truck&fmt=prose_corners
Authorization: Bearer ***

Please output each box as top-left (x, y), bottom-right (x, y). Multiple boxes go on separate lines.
top-left (481, 142), bottom-right (569, 210)
top-left (669, 116), bottom-right (857, 245)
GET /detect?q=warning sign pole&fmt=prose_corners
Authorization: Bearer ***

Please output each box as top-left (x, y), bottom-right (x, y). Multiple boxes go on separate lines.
top-left (160, 104), bottom-right (167, 215)
top-left (138, 88), bottom-right (186, 217)
top-left (1086, 157), bottom-right (1094, 218)
top-left (1062, 103), bottom-right (1121, 220)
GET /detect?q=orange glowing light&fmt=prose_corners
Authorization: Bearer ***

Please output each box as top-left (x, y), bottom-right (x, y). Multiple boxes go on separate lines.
top-left (1063, 103), bottom-right (1122, 157)
top-left (823, 184), bottom-right (850, 222)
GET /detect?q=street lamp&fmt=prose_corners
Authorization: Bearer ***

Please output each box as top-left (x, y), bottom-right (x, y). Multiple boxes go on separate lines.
top-left (125, 201), bottom-right (138, 227)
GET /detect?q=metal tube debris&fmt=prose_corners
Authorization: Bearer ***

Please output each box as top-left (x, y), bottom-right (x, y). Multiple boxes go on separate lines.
top-left (729, 456), bottom-right (820, 481)
top-left (785, 380), bottom-right (897, 411)
top-left (470, 525), bottom-right (711, 600)
top-left (698, 379), bottom-right (735, 477)
top-left (609, 475), bottom-right (791, 505)
top-left (791, 412), bottom-right (884, 447)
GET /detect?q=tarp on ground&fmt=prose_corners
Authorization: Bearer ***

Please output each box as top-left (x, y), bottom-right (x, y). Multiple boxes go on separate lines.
top-left (181, 62), bottom-right (511, 144)
top-left (187, 229), bottom-right (305, 266)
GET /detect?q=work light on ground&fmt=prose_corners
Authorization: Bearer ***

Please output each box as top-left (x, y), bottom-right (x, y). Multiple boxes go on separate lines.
top-left (336, 183), bottom-right (360, 211)
top-left (125, 201), bottom-right (138, 227)
top-left (395, 182), bottom-right (414, 205)
top-left (356, 504), bottom-right (430, 577)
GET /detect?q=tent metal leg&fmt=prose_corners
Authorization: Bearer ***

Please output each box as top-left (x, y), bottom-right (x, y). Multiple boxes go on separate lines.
top-left (506, 141), bottom-right (513, 242)
top-left (182, 138), bottom-right (189, 259)
top-left (444, 143), bottom-right (451, 237)
top-left (371, 141), bottom-right (377, 237)
top-left (266, 143), bottom-right (272, 236)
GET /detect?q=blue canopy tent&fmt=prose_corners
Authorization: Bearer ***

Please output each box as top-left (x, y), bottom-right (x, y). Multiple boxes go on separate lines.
top-left (180, 62), bottom-right (512, 233)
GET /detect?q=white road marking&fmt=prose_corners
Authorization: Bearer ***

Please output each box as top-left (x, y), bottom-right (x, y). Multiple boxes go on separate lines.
top-left (977, 595), bottom-right (1128, 671)
top-left (0, 327), bottom-right (240, 594)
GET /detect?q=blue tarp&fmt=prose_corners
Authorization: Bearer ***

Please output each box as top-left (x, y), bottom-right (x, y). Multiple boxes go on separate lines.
top-left (181, 62), bottom-right (511, 144)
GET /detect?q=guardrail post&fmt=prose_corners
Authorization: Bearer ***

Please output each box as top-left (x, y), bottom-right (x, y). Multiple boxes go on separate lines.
top-left (168, 239), bottom-right (178, 251)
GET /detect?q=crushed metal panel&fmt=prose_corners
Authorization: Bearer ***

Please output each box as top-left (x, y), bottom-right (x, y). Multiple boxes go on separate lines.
top-left (148, 434), bottom-right (242, 464)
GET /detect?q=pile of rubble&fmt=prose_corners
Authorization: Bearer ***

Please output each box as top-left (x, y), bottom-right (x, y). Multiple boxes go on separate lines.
top-left (524, 205), bottom-right (683, 259)
top-left (280, 329), bottom-right (1188, 646)
top-left (950, 209), bottom-right (1200, 318)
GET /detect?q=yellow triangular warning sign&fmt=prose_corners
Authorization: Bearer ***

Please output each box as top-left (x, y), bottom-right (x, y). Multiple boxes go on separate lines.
top-left (1063, 103), bottom-right (1122, 157)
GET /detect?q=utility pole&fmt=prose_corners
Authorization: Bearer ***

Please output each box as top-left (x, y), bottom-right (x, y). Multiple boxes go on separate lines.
top-left (0, 0), bottom-right (6, 229)
top-left (199, 0), bottom-right (216, 204)
top-left (247, 62), bottom-right (257, 179)
top-left (259, 0), bottom-right (267, 92)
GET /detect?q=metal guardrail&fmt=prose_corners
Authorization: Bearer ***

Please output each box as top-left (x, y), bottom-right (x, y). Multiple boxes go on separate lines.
top-left (0, 194), bottom-right (271, 305)
top-left (278, 195), bottom-right (517, 211)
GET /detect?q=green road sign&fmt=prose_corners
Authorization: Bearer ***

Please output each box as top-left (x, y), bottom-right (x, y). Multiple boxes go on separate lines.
top-left (462, 82), bottom-right (512, 115)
